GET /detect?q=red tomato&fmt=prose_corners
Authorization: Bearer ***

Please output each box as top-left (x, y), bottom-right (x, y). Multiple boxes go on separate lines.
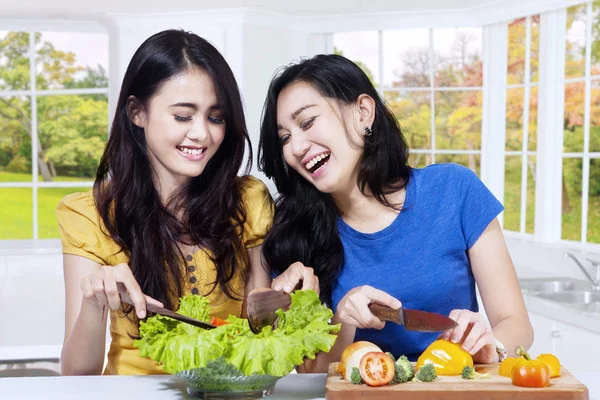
top-left (358, 352), bottom-right (395, 387)
top-left (210, 316), bottom-right (229, 326)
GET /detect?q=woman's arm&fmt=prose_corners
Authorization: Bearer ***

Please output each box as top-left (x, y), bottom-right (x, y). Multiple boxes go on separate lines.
top-left (470, 218), bottom-right (534, 356)
top-left (242, 246), bottom-right (272, 317)
top-left (61, 255), bottom-right (162, 375)
top-left (61, 255), bottom-right (109, 375)
top-left (245, 245), bottom-right (272, 293)
top-left (442, 219), bottom-right (534, 362)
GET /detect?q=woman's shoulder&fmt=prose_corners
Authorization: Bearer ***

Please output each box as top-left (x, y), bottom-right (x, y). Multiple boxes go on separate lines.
top-left (236, 175), bottom-right (273, 201)
top-left (235, 175), bottom-right (275, 247)
top-left (413, 163), bottom-right (481, 189)
top-left (414, 162), bottom-right (473, 179)
top-left (56, 189), bottom-right (97, 219)
top-left (55, 188), bottom-right (120, 265)
top-left (409, 163), bottom-right (483, 204)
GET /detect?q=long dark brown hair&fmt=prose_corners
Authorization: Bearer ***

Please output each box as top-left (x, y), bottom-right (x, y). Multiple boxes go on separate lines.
top-left (258, 54), bottom-right (411, 304)
top-left (94, 29), bottom-right (251, 314)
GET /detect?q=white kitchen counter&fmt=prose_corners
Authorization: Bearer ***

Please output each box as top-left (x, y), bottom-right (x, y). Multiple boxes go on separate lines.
top-left (0, 372), bottom-right (597, 400)
top-left (0, 373), bottom-right (328, 400)
top-left (522, 293), bottom-right (600, 334)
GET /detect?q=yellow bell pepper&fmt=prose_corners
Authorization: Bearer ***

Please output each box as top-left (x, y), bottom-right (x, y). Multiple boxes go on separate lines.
top-left (416, 339), bottom-right (474, 376)
top-left (499, 357), bottom-right (520, 377)
top-left (537, 353), bottom-right (561, 378)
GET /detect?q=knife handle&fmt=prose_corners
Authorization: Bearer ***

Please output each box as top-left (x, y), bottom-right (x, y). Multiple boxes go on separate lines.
top-left (368, 303), bottom-right (404, 325)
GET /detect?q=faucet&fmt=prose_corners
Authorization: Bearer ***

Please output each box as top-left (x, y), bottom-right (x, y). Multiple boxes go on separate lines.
top-left (564, 252), bottom-right (600, 291)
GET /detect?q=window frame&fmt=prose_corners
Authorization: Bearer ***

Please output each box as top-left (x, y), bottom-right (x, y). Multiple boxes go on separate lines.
top-left (333, 27), bottom-right (484, 167)
top-left (561, 2), bottom-right (600, 244)
top-left (503, 15), bottom-right (539, 235)
top-left (327, 3), bottom-right (600, 251)
top-left (0, 24), bottom-right (109, 242)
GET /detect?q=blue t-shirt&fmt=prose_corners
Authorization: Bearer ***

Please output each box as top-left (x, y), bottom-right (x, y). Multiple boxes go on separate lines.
top-left (331, 163), bottom-right (504, 361)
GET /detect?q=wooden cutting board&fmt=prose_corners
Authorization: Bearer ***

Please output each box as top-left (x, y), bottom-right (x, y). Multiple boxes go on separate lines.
top-left (326, 362), bottom-right (589, 399)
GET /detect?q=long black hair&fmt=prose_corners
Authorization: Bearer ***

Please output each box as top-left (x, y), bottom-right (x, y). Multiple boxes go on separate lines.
top-left (258, 54), bottom-right (411, 304)
top-left (94, 29), bottom-right (251, 314)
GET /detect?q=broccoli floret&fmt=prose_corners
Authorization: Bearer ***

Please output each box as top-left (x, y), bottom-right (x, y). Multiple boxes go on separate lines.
top-left (412, 363), bottom-right (437, 382)
top-left (386, 352), bottom-right (396, 362)
top-left (390, 364), bottom-right (403, 384)
top-left (350, 367), bottom-right (363, 385)
top-left (390, 355), bottom-right (415, 384)
top-left (461, 365), bottom-right (491, 380)
top-left (385, 353), bottom-right (415, 384)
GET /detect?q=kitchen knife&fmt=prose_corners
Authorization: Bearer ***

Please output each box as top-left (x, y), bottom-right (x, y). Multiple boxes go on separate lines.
top-left (120, 293), bottom-right (217, 330)
top-left (369, 303), bottom-right (457, 332)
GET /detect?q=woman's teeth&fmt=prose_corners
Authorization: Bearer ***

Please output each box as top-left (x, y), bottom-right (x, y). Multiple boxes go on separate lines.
top-left (178, 147), bottom-right (205, 155)
top-left (305, 152), bottom-right (330, 173)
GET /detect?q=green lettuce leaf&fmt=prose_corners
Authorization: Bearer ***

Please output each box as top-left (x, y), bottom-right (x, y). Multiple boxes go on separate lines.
top-left (134, 289), bottom-right (340, 376)
top-left (177, 295), bottom-right (211, 322)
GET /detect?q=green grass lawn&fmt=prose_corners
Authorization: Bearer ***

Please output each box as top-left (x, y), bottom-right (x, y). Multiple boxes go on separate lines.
top-left (0, 171), bottom-right (90, 239)
top-left (0, 170), bottom-right (92, 182)
top-left (502, 155), bottom-right (600, 242)
top-left (1, 164), bottom-right (599, 242)
top-left (0, 171), bottom-right (34, 182)
top-left (0, 187), bottom-right (33, 239)
top-left (561, 183), bottom-right (600, 243)
top-left (503, 156), bottom-right (536, 234)
top-left (502, 154), bottom-right (600, 243)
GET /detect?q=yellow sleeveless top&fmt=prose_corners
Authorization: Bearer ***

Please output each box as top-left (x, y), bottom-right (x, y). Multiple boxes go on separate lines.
top-left (56, 176), bottom-right (274, 375)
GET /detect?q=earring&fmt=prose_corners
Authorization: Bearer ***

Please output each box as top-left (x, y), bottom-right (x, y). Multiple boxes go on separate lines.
top-left (364, 126), bottom-right (373, 137)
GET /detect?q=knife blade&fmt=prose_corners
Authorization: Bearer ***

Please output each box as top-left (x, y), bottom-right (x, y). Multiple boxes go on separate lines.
top-left (120, 293), bottom-right (217, 330)
top-left (368, 303), bottom-right (458, 332)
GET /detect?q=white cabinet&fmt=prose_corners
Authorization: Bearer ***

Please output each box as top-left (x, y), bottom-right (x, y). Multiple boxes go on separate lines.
top-left (528, 313), bottom-right (556, 356)
top-left (554, 321), bottom-right (600, 374)
top-left (528, 311), bottom-right (600, 373)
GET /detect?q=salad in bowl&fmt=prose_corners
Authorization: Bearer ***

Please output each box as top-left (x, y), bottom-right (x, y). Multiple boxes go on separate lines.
top-left (134, 290), bottom-right (339, 398)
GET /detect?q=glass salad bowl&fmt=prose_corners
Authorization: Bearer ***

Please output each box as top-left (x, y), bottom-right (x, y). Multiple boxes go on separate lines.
top-left (175, 357), bottom-right (284, 399)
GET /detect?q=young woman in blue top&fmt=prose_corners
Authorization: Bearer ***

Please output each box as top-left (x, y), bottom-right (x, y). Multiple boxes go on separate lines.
top-left (258, 54), bottom-right (533, 372)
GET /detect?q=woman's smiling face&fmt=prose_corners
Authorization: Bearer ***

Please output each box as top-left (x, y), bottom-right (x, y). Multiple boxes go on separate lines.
top-left (276, 81), bottom-right (367, 195)
top-left (132, 67), bottom-right (226, 188)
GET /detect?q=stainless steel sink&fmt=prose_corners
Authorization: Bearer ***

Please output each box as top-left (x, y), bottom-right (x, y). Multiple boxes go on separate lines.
top-left (538, 291), bottom-right (600, 304)
top-left (519, 277), bottom-right (600, 314)
top-left (572, 302), bottom-right (600, 313)
top-left (520, 277), bottom-right (593, 294)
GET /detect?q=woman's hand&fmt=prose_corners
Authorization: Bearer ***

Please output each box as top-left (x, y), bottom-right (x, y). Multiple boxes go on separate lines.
top-left (272, 261), bottom-right (320, 294)
top-left (80, 263), bottom-right (163, 319)
top-left (336, 286), bottom-right (402, 329)
top-left (440, 309), bottom-right (498, 363)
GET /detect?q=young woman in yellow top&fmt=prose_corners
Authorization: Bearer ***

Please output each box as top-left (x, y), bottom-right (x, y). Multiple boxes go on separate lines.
top-left (56, 29), bottom-right (317, 376)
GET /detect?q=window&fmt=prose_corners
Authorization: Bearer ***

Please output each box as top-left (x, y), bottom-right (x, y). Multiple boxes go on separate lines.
top-left (334, 27), bottom-right (483, 175)
top-left (0, 30), bottom-right (108, 240)
top-left (562, 2), bottom-right (600, 244)
top-left (504, 15), bottom-right (540, 234)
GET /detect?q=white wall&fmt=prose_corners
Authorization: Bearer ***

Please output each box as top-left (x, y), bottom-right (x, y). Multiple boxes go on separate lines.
top-left (241, 23), bottom-right (312, 190)
top-left (103, 12), bottom-right (234, 121)
top-left (0, 246), bottom-right (64, 361)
